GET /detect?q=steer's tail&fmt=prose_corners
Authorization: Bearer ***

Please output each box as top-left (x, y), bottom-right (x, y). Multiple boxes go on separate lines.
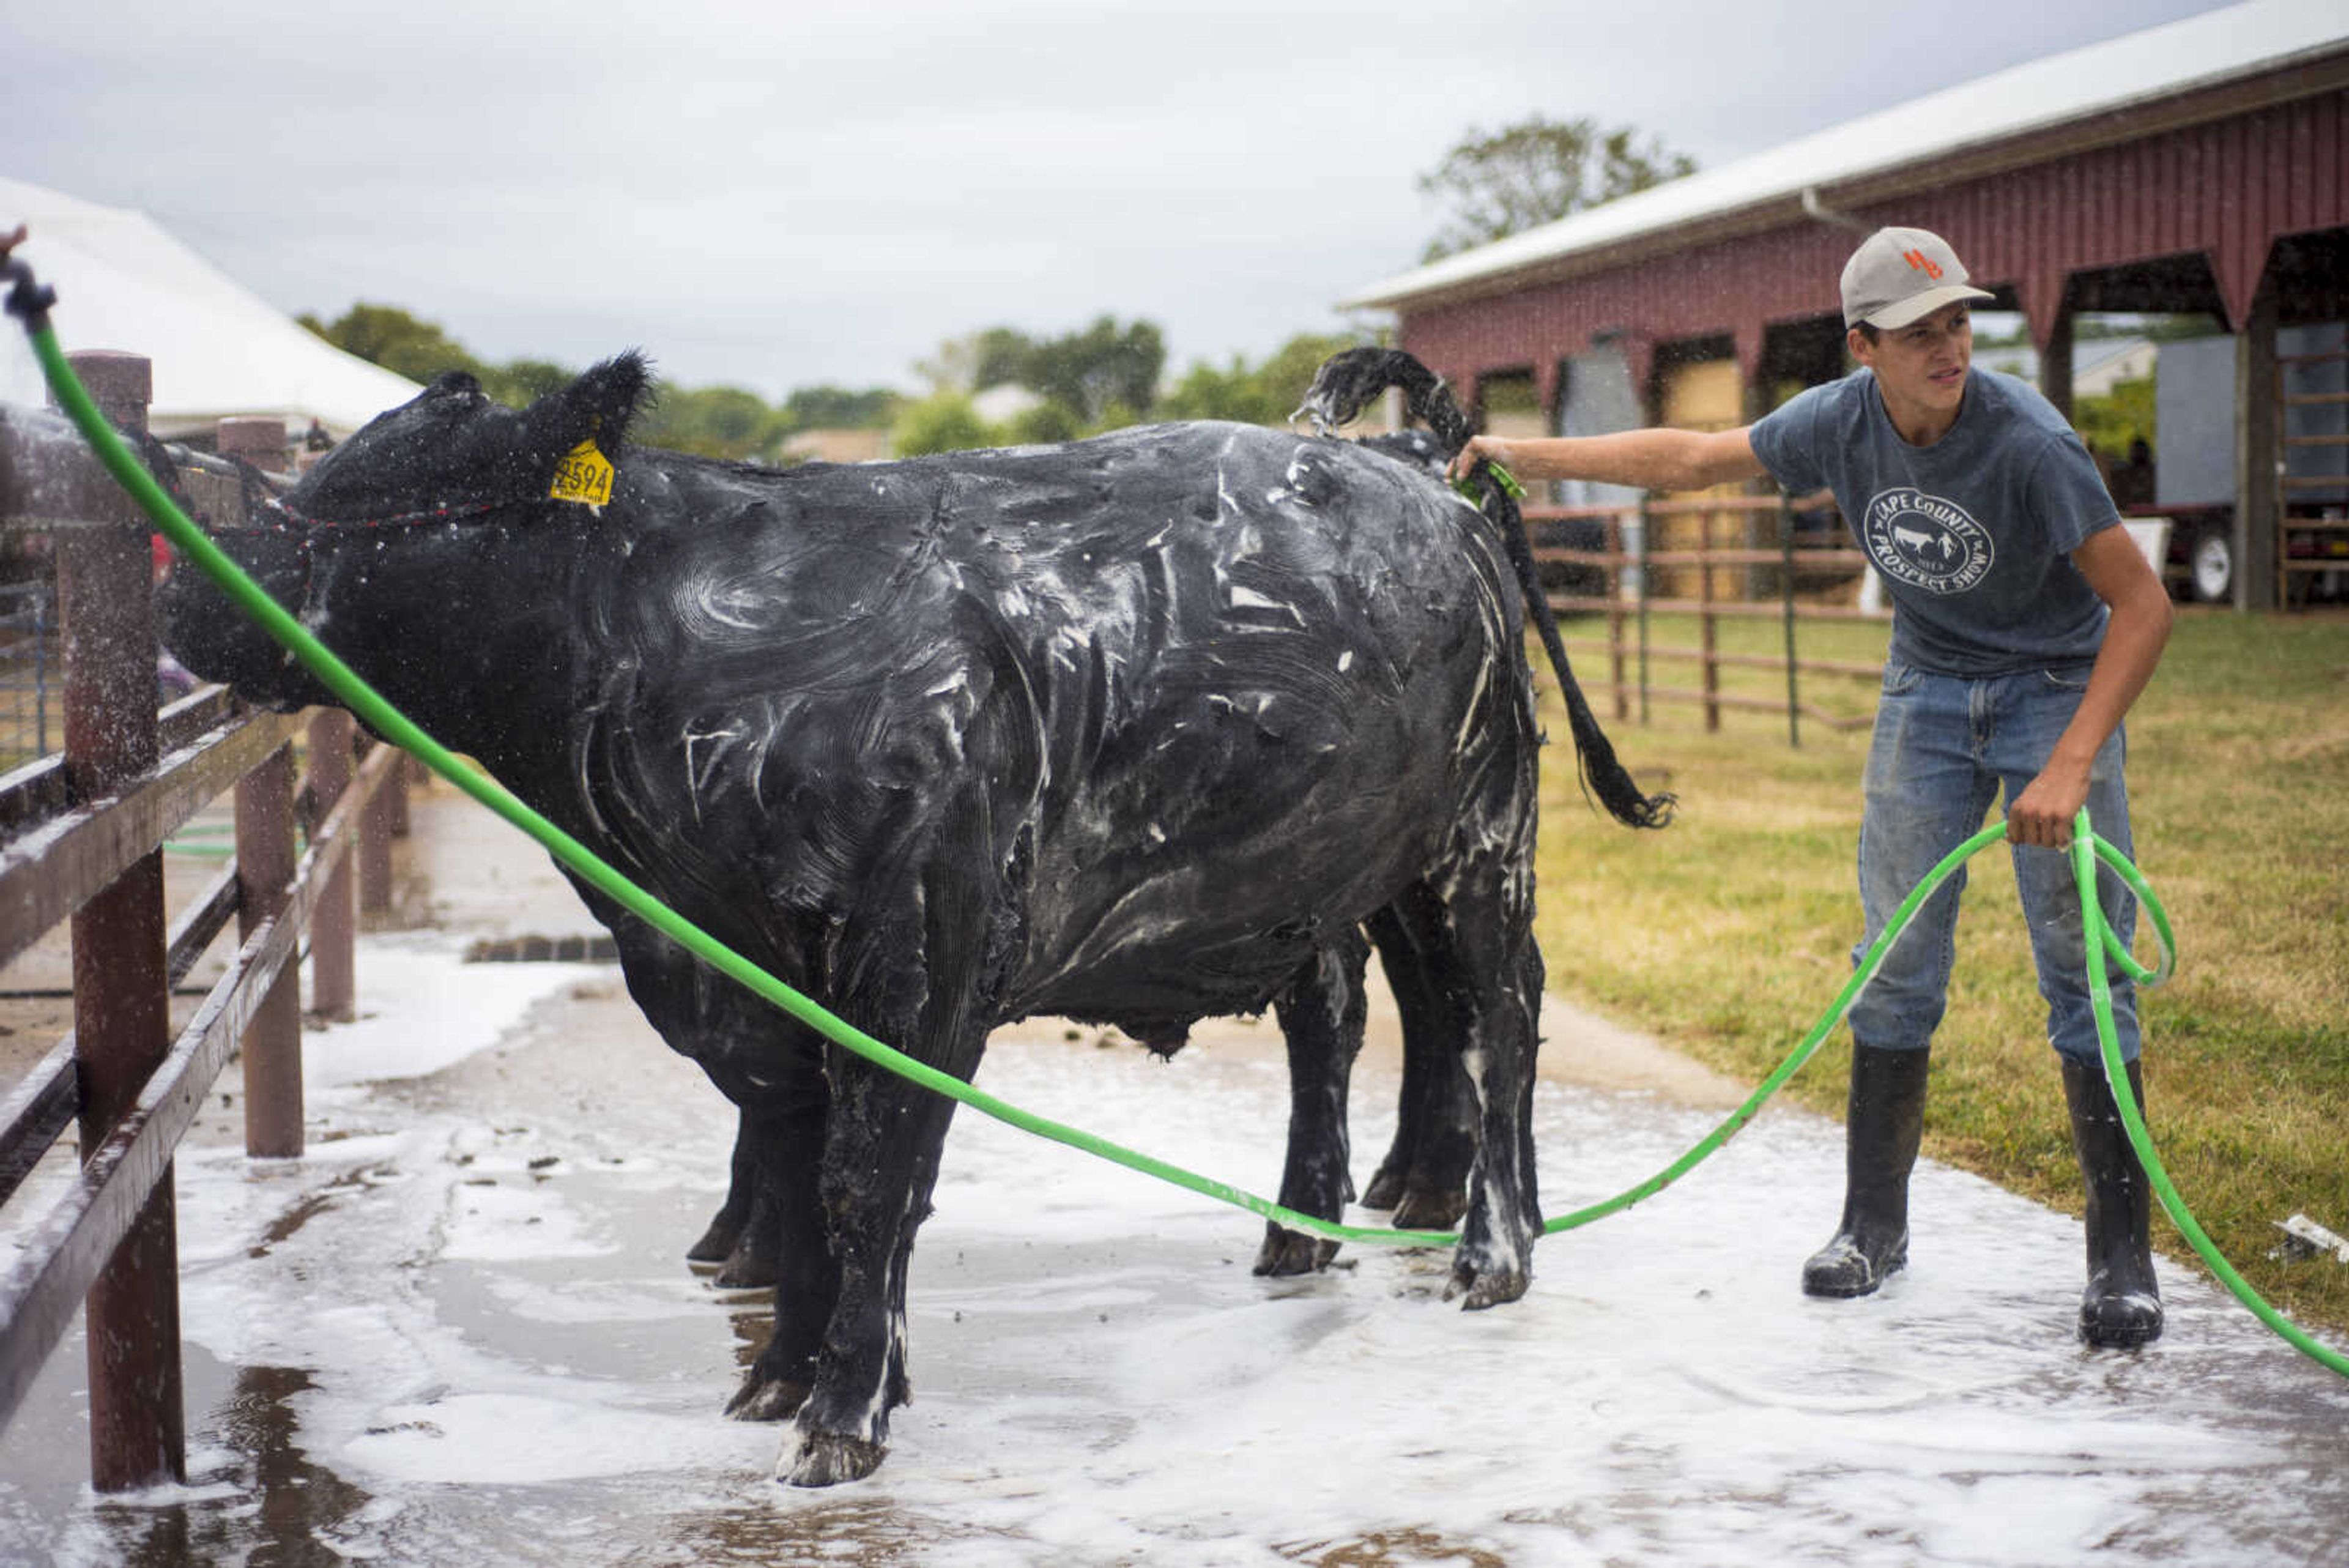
top-left (1296, 347), bottom-right (1675, 831)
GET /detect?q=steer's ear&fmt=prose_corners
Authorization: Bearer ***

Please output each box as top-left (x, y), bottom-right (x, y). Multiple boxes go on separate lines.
top-left (525, 351), bottom-right (653, 463)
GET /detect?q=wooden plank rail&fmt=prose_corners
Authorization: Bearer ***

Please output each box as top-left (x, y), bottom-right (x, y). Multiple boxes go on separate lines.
top-left (0, 349), bottom-right (412, 1491)
top-left (0, 858), bottom-right (239, 1210)
top-left (0, 706), bottom-right (303, 972)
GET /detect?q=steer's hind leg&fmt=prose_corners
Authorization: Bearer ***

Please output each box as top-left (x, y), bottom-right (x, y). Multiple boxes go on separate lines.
top-left (566, 887), bottom-right (789, 1289)
top-left (1401, 871), bottom-right (1544, 1310)
top-left (685, 1110), bottom-right (754, 1265)
top-left (1256, 927), bottom-right (1370, 1276)
top-left (722, 1074), bottom-right (837, 1422)
top-left (1360, 907), bottom-right (1477, 1230)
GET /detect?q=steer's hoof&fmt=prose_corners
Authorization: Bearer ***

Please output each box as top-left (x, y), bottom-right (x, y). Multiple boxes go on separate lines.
top-left (713, 1243), bottom-right (779, 1291)
top-left (1443, 1256), bottom-right (1529, 1310)
top-left (725, 1371), bottom-right (809, 1423)
top-left (1253, 1222), bottom-right (1338, 1277)
top-left (1801, 1230), bottom-right (1905, 1299)
top-left (685, 1214), bottom-right (739, 1265)
top-left (1390, 1184), bottom-right (1468, 1233)
top-left (780, 1430), bottom-right (887, 1487)
top-left (2079, 1282), bottom-right (2164, 1348)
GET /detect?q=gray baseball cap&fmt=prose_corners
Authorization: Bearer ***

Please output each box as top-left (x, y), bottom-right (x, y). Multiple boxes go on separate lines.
top-left (1841, 226), bottom-right (1995, 329)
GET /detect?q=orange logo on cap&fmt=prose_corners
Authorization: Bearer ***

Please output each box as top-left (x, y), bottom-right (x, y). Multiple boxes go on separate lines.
top-left (1902, 248), bottom-right (1945, 280)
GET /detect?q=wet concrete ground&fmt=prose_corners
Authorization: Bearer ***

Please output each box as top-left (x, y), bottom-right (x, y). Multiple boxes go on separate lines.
top-left (2, 784), bottom-right (2346, 1566)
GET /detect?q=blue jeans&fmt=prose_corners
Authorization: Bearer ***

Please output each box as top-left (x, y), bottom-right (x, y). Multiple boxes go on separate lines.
top-left (1847, 660), bottom-right (2139, 1065)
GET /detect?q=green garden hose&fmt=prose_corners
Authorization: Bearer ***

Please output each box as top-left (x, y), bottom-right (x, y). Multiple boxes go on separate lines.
top-left (2072, 820), bottom-right (2349, 1375)
top-left (16, 295), bottom-right (2345, 1377)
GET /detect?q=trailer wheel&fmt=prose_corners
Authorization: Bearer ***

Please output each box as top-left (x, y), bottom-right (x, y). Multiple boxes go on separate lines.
top-left (2190, 526), bottom-right (2233, 604)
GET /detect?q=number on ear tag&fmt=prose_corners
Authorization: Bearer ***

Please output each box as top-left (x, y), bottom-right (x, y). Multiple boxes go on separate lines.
top-left (549, 440), bottom-right (615, 506)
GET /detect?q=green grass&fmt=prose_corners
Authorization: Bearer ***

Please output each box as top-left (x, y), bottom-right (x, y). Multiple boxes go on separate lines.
top-left (1530, 606), bottom-right (2349, 1341)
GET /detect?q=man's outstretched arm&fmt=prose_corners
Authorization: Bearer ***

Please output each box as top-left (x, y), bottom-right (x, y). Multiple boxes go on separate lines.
top-left (1448, 426), bottom-right (1768, 493)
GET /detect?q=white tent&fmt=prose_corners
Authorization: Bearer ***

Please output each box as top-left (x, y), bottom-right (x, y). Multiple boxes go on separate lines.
top-left (1, 174), bottom-right (420, 440)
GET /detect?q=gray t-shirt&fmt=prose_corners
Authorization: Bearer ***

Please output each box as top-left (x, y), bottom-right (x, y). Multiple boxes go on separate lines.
top-left (1749, 368), bottom-right (2119, 675)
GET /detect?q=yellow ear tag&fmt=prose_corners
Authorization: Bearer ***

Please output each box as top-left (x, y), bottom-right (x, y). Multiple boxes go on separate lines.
top-left (549, 439), bottom-right (615, 507)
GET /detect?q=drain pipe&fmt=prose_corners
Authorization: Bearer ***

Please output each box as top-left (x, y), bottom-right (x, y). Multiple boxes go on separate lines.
top-left (1800, 187), bottom-right (1871, 233)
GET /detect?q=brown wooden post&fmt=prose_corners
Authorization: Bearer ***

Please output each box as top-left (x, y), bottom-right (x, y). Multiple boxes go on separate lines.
top-left (385, 751), bottom-right (415, 838)
top-left (1781, 496), bottom-right (1801, 749)
top-left (56, 351), bottom-right (184, 1490)
top-left (231, 413), bottom-right (403, 911)
top-left (215, 415), bottom-right (288, 474)
top-left (219, 414), bottom-right (311, 1153)
top-left (1605, 509), bottom-right (1627, 723)
top-left (306, 708), bottom-right (357, 1020)
top-left (1698, 509), bottom-right (1720, 734)
top-left (237, 743), bottom-right (302, 1156)
top-left (1634, 499), bottom-right (1652, 726)
top-left (2040, 311), bottom-right (2076, 425)
top-left (358, 739), bottom-right (394, 917)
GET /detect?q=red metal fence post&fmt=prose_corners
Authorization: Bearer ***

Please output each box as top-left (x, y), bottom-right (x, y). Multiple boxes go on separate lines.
top-left (306, 708), bottom-right (357, 1020)
top-left (56, 351), bottom-right (184, 1489)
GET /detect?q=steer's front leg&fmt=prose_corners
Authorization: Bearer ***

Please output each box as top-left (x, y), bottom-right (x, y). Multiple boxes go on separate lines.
top-left (777, 1045), bottom-right (969, 1486)
top-left (771, 889), bottom-right (990, 1495)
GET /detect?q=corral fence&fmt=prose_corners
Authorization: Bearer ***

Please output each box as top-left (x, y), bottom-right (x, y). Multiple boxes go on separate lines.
top-left (1521, 493), bottom-right (1890, 743)
top-left (0, 577), bottom-right (56, 768)
top-left (0, 351), bottom-right (412, 1492)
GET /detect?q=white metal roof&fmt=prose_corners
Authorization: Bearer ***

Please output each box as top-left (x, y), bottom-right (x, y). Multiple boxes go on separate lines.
top-left (0, 174), bottom-right (422, 439)
top-left (1343, 0), bottom-right (2349, 312)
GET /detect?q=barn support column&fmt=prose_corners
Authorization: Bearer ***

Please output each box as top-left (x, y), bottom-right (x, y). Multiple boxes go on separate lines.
top-left (56, 351), bottom-right (184, 1491)
top-left (2233, 282), bottom-right (2281, 611)
top-left (2040, 311), bottom-right (2076, 423)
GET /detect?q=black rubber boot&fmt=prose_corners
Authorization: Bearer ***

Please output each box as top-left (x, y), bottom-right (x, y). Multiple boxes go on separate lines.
top-left (1803, 1043), bottom-right (1931, 1298)
top-left (2061, 1055), bottom-right (2164, 1348)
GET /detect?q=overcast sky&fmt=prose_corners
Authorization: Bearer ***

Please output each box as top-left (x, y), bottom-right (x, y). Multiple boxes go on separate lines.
top-left (4, 1), bottom-right (2236, 400)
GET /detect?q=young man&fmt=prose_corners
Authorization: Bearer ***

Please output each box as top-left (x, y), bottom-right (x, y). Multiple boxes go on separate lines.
top-left (1449, 226), bottom-right (2173, 1347)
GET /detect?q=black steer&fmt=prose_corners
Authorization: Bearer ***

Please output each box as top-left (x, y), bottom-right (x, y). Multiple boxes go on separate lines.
top-left (161, 349), bottom-right (1657, 1485)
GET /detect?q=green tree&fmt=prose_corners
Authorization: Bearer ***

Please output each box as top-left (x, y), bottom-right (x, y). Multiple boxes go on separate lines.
top-left (2073, 377), bottom-right (2156, 464)
top-left (1418, 116), bottom-right (1696, 261)
top-left (640, 384), bottom-right (789, 461)
top-left (1162, 333), bottom-right (1357, 426)
top-left (918, 318), bottom-right (1165, 426)
top-left (891, 392), bottom-right (1001, 456)
top-left (1026, 316), bottom-right (1164, 424)
top-left (300, 302), bottom-right (488, 384)
top-left (782, 385), bottom-right (900, 431)
top-left (482, 357), bottom-right (577, 408)
top-left (970, 326), bottom-right (1038, 393)
top-left (914, 329), bottom-right (1037, 396)
top-left (1008, 399), bottom-right (1086, 445)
